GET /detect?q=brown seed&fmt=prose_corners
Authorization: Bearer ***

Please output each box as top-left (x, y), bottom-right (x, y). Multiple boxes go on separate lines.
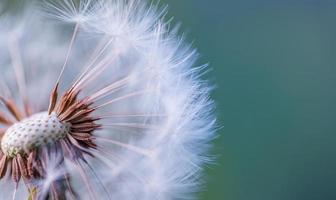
top-left (0, 154), bottom-right (7, 179)
top-left (48, 83), bottom-right (59, 115)
top-left (17, 154), bottom-right (28, 179)
top-left (0, 97), bottom-right (23, 121)
top-left (28, 151), bottom-right (37, 177)
top-left (11, 158), bottom-right (21, 183)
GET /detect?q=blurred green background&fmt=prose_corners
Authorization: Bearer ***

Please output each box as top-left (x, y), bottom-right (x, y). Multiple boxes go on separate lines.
top-left (3, 0), bottom-right (336, 199)
top-left (164, 0), bottom-right (336, 200)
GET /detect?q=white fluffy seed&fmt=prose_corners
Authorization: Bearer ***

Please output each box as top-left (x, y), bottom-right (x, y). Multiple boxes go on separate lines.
top-left (1, 112), bottom-right (70, 157)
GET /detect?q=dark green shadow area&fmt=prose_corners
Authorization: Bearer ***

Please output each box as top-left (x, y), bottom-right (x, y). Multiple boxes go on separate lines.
top-left (164, 0), bottom-right (336, 200)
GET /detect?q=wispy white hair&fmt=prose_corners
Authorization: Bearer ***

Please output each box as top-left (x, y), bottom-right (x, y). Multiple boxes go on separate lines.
top-left (0, 0), bottom-right (216, 199)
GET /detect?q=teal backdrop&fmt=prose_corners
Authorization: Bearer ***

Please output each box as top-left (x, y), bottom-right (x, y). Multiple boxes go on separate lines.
top-left (163, 0), bottom-right (336, 200)
top-left (3, 0), bottom-right (336, 199)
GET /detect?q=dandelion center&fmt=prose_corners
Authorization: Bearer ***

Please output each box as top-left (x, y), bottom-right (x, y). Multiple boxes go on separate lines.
top-left (1, 112), bottom-right (70, 157)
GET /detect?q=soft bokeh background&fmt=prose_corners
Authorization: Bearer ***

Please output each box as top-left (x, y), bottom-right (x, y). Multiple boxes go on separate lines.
top-left (163, 0), bottom-right (336, 200)
top-left (3, 0), bottom-right (336, 199)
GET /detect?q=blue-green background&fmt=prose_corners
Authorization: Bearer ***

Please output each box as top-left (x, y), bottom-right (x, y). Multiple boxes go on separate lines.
top-left (164, 0), bottom-right (336, 200)
top-left (4, 0), bottom-right (336, 199)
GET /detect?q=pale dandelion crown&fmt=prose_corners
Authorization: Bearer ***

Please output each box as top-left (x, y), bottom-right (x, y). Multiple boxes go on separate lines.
top-left (0, 0), bottom-right (216, 199)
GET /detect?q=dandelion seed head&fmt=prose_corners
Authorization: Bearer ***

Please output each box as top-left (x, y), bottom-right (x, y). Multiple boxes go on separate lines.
top-left (0, 0), bottom-right (216, 199)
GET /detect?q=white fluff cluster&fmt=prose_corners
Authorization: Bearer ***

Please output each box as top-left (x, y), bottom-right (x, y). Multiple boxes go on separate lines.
top-left (0, 0), bottom-right (215, 199)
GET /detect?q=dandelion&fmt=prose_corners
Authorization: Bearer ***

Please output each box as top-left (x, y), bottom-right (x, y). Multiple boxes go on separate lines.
top-left (0, 0), bottom-right (215, 199)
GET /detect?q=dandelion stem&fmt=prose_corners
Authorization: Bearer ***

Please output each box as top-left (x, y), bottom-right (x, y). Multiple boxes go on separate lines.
top-left (87, 76), bottom-right (131, 102)
top-left (103, 122), bottom-right (159, 130)
top-left (94, 90), bottom-right (152, 110)
top-left (82, 160), bottom-right (112, 200)
top-left (74, 50), bottom-right (119, 91)
top-left (12, 183), bottom-right (18, 200)
top-left (56, 23), bottom-right (80, 86)
top-left (72, 38), bottom-right (114, 90)
top-left (95, 136), bottom-right (152, 156)
top-left (97, 113), bottom-right (166, 119)
top-left (8, 36), bottom-right (29, 116)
